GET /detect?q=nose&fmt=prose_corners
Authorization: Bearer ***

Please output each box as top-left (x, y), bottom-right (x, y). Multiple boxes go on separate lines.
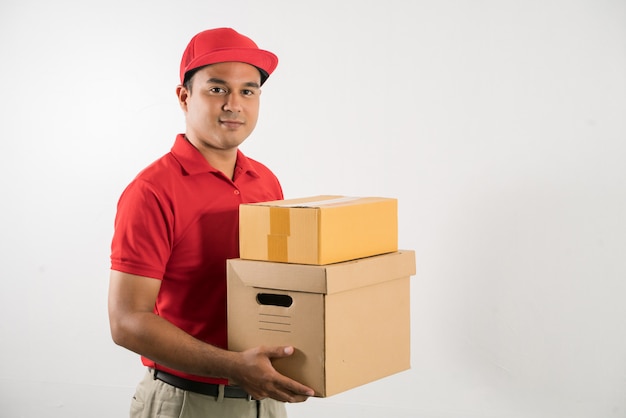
top-left (222, 93), bottom-right (242, 113)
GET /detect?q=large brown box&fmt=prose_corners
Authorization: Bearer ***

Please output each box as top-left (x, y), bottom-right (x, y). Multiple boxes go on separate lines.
top-left (239, 195), bottom-right (398, 265)
top-left (227, 250), bottom-right (416, 397)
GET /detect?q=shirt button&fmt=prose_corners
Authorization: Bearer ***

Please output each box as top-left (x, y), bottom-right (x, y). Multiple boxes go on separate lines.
top-left (234, 190), bottom-right (240, 195)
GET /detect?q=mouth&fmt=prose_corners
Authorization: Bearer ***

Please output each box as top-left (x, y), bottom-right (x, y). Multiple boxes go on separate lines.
top-left (220, 119), bottom-right (244, 129)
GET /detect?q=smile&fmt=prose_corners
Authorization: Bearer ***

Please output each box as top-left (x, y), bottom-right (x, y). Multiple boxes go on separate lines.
top-left (220, 119), bottom-right (244, 128)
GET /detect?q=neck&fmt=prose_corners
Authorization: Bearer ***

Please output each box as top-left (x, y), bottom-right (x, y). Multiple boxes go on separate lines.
top-left (185, 135), bottom-right (238, 180)
top-left (205, 149), bottom-right (238, 180)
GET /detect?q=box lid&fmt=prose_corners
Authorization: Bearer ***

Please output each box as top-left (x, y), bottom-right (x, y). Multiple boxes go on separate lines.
top-left (227, 250), bottom-right (416, 294)
top-left (242, 195), bottom-right (391, 209)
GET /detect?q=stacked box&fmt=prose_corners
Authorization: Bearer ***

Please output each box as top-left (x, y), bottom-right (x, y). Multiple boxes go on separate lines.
top-left (238, 195), bottom-right (398, 265)
top-left (228, 195), bottom-right (415, 397)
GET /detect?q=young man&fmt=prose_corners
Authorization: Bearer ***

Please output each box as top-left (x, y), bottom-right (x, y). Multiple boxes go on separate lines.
top-left (108, 28), bottom-right (313, 418)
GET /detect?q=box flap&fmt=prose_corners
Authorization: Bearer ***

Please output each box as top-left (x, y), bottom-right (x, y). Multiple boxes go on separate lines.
top-left (227, 250), bottom-right (415, 295)
top-left (242, 195), bottom-right (343, 208)
top-left (242, 195), bottom-right (394, 209)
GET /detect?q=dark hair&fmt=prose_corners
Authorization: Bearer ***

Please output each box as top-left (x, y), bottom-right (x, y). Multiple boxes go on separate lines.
top-left (183, 67), bottom-right (203, 92)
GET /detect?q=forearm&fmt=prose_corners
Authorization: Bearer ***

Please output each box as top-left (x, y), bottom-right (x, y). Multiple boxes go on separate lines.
top-left (107, 270), bottom-right (313, 401)
top-left (108, 270), bottom-right (240, 380)
top-left (110, 310), bottom-right (313, 401)
top-left (110, 309), bottom-right (238, 379)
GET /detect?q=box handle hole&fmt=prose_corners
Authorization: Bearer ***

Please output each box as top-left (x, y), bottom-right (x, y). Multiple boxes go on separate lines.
top-left (256, 293), bottom-right (293, 307)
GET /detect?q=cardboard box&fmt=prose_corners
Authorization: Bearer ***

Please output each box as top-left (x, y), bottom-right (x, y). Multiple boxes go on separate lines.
top-left (227, 250), bottom-right (416, 397)
top-left (239, 195), bottom-right (398, 265)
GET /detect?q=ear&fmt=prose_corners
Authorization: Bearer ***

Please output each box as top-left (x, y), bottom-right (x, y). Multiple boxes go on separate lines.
top-left (176, 85), bottom-right (189, 112)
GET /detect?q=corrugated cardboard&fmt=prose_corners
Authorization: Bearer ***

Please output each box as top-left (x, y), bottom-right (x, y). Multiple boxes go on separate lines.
top-left (239, 195), bottom-right (398, 265)
top-left (227, 250), bottom-right (416, 397)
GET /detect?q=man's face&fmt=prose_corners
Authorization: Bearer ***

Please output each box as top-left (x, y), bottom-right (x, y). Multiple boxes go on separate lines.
top-left (178, 61), bottom-right (262, 153)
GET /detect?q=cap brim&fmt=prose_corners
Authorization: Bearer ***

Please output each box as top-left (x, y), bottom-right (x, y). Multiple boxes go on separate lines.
top-left (181, 47), bottom-right (278, 85)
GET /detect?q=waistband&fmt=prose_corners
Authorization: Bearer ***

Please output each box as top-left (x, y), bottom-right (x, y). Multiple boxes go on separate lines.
top-left (152, 369), bottom-right (252, 401)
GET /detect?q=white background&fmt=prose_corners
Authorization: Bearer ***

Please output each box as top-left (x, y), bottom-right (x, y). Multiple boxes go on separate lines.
top-left (1, 0), bottom-right (625, 417)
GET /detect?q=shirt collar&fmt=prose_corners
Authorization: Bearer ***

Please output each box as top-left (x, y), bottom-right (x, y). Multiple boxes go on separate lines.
top-left (171, 134), bottom-right (260, 179)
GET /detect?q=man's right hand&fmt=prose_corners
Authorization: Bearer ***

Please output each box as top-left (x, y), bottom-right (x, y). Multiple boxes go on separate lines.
top-left (229, 345), bottom-right (315, 403)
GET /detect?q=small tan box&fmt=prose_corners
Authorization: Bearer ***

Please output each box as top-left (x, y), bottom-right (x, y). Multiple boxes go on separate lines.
top-left (239, 195), bottom-right (398, 265)
top-left (227, 250), bottom-right (416, 397)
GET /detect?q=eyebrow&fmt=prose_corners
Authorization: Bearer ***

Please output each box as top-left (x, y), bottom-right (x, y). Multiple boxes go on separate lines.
top-left (205, 77), bottom-right (260, 89)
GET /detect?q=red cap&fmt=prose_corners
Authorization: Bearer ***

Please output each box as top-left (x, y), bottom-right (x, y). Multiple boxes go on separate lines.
top-left (179, 28), bottom-right (278, 85)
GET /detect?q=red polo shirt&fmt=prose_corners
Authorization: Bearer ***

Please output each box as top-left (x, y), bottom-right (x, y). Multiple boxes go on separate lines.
top-left (110, 134), bottom-right (283, 384)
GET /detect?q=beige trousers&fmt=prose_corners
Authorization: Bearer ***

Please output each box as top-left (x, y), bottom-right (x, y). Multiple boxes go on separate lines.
top-left (129, 370), bottom-right (287, 418)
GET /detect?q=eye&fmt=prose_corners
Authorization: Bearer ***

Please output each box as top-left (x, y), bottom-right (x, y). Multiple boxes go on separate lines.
top-left (209, 87), bottom-right (227, 94)
top-left (241, 89), bottom-right (255, 96)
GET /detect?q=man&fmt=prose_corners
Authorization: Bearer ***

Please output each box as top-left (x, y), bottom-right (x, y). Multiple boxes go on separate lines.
top-left (108, 27), bottom-right (313, 418)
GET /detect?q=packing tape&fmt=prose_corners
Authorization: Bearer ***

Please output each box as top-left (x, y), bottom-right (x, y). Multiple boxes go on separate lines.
top-left (268, 207), bottom-right (290, 262)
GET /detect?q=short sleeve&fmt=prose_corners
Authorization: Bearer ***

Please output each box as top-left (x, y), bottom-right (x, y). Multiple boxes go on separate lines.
top-left (110, 179), bottom-right (174, 279)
